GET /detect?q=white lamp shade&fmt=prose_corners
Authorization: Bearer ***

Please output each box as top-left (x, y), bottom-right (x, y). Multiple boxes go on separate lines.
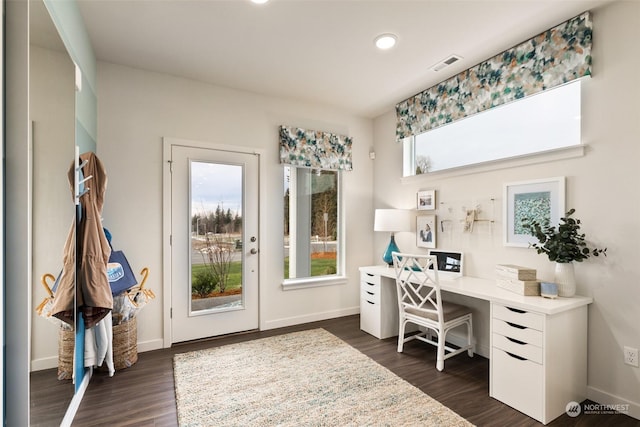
top-left (374, 209), bottom-right (412, 232)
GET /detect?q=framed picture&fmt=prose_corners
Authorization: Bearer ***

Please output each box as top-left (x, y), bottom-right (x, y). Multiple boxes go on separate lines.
top-left (503, 176), bottom-right (565, 247)
top-left (417, 190), bottom-right (436, 210)
top-left (417, 215), bottom-right (436, 249)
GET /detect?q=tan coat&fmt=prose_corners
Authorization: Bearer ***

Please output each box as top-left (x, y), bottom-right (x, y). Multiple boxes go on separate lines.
top-left (52, 152), bottom-right (113, 328)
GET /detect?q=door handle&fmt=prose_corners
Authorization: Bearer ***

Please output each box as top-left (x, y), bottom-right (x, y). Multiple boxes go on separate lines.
top-left (250, 248), bottom-right (258, 255)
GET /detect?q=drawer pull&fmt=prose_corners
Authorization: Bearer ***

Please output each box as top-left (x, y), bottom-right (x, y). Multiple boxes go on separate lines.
top-left (506, 321), bottom-right (526, 330)
top-left (365, 273), bottom-right (374, 277)
top-left (506, 307), bottom-right (526, 314)
top-left (506, 351), bottom-right (527, 361)
top-left (366, 291), bottom-right (374, 296)
top-left (506, 337), bottom-right (526, 345)
top-left (365, 282), bottom-right (375, 287)
top-left (366, 300), bottom-right (375, 305)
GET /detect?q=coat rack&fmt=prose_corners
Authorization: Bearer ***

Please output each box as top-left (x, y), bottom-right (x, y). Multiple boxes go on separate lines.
top-left (73, 145), bottom-right (93, 391)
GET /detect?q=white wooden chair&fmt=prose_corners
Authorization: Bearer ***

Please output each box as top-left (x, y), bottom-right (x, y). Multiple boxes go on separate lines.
top-left (392, 252), bottom-right (474, 371)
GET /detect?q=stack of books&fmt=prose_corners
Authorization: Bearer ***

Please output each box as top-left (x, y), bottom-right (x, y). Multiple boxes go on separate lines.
top-left (495, 264), bottom-right (540, 296)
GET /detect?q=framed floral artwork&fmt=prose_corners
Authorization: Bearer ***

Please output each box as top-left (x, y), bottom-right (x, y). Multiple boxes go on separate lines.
top-left (503, 177), bottom-right (565, 247)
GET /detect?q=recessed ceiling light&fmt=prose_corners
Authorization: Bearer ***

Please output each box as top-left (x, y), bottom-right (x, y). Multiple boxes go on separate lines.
top-left (251, 0), bottom-right (269, 4)
top-left (374, 33), bottom-right (397, 50)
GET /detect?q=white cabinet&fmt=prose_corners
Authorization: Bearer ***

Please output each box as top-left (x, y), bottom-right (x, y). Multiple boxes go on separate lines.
top-left (490, 302), bottom-right (588, 425)
top-left (359, 265), bottom-right (590, 425)
top-left (359, 270), bottom-right (399, 339)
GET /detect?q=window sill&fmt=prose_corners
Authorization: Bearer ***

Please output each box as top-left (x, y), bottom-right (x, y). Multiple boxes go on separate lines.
top-left (281, 275), bottom-right (348, 291)
top-left (401, 144), bottom-right (586, 183)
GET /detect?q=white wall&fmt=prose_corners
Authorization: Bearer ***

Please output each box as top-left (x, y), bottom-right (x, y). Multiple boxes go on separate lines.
top-left (91, 62), bottom-right (374, 351)
top-left (373, 0), bottom-right (640, 417)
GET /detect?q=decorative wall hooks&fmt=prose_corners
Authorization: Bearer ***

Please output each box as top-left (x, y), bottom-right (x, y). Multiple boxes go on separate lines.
top-left (437, 197), bottom-right (495, 234)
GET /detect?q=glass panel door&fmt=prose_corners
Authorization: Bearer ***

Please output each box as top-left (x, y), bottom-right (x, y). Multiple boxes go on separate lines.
top-left (170, 144), bottom-right (259, 343)
top-left (190, 161), bottom-right (244, 313)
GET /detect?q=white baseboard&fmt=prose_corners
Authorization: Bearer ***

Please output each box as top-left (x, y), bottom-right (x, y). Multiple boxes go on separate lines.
top-left (426, 328), bottom-right (489, 359)
top-left (262, 306), bottom-right (360, 331)
top-left (32, 338), bottom-right (165, 372)
top-left (31, 356), bottom-right (58, 371)
top-left (137, 338), bottom-right (163, 353)
top-left (587, 385), bottom-right (640, 420)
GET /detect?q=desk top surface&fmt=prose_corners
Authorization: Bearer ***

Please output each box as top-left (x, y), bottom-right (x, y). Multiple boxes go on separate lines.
top-left (360, 265), bottom-right (592, 315)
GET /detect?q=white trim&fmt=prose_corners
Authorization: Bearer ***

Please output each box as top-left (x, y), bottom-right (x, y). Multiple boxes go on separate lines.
top-left (401, 144), bottom-right (585, 183)
top-left (257, 146), bottom-right (267, 333)
top-left (137, 338), bottom-right (164, 353)
top-left (162, 139), bottom-right (172, 348)
top-left (31, 338), bottom-right (164, 372)
top-left (162, 137), bottom-right (265, 346)
top-left (282, 275), bottom-right (349, 291)
top-left (587, 385), bottom-right (640, 421)
top-left (283, 166), bottom-right (346, 287)
top-left (444, 329), bottom-right (489, 359)
top-left (30, 356), bottom-right (58, 372)
top-left (262, 306), bottom-right (359, 330)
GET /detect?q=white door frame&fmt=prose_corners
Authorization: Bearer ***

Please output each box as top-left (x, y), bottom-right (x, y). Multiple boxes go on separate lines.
top-left (162, 137), bottom-right (265, 348)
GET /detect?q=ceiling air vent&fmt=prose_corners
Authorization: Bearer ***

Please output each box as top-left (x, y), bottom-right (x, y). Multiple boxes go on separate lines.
top-left (431, 54), bottom-right (463, 72)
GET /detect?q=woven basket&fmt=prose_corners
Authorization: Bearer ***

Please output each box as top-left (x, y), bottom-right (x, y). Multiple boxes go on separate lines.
top-left (113, 317), bottom-right (138, 370)
top-left (57, 327), bottom-right (74, 380)
top-left (57, 317), bottom-right (138, 377)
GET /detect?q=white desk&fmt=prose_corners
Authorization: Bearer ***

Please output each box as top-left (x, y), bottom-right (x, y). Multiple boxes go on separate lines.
top-left (359, 265), bottom-right (592, 425)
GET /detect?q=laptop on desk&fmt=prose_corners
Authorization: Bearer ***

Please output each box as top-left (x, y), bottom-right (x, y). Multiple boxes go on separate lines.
top-left (428, 250), bottom-right (464, 279)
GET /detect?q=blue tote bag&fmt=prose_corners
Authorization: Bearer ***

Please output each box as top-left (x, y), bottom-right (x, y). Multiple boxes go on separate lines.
top-left (107, 250), bottom-right (138, 295)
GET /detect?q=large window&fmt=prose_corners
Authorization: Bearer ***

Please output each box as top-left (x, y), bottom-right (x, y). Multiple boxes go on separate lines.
top-left (403, 81), bottom-right (582, 176)
top-left (283, 166), bottom-right (341, 282)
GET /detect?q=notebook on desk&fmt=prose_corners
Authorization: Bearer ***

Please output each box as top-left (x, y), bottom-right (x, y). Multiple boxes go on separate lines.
top-left (428, 250), bottom-right (464, 278)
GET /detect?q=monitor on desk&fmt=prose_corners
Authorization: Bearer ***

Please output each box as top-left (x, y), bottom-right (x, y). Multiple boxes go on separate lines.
top-left (428, 250), bottom-right (464, 278)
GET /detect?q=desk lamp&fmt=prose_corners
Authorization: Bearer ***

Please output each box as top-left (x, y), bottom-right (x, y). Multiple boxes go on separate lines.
top-left (374, 209), bottom-right (412, 265)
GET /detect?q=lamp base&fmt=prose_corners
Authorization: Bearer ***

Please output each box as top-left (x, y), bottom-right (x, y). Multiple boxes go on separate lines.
top-left (382, 235), bottom-right (400, 266)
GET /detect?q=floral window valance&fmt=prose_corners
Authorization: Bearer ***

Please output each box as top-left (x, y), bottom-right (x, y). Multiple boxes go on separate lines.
top-left (279, 125), bottom-right (353, 171)
top-left (396, 11), bottom-right (592, 142)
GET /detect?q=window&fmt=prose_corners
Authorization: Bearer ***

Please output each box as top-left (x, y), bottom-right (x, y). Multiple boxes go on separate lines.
top-left (403, 81), bottom-right (582, 176)
top-left (283, 166), bottom-right (341, 283)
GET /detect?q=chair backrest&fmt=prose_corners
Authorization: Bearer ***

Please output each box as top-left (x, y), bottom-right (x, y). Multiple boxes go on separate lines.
top-left (392, 253), bottom-right (443, 322)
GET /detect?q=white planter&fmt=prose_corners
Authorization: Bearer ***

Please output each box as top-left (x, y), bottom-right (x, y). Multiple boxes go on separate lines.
top-left (554, 262), bottom-right (576, 297)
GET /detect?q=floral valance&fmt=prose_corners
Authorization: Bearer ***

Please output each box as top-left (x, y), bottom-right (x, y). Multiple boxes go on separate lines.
top-left (279, 125), bottom-right (353, 171)
top-left (396, 11), bottom-right (592, 142)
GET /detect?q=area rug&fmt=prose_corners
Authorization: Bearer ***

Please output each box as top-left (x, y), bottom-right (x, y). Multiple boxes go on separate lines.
top-left (173, 328), bottom-right (473, 427)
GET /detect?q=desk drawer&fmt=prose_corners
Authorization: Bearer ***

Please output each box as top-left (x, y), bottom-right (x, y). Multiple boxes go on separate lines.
top-left (360, 271), bottom-right (381, 286)
top-left (361, 285), bottom-right (380, 304)
top-left (360, 297), bottom-right (380, 337)
top-left (493, 304), bottom-right (543, 331)
top-left (492, 318), bottom-right (543, 348)
top-left (492, 333), bottom-right (542, 364)
top-left (491, 347), bottom-right (543, 422)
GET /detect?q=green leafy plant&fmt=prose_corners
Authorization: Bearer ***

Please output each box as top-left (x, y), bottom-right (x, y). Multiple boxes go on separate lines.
top-left (192, 269), bottom-right (218, 298)
top-left (521, 208), bottom-right (607, 263)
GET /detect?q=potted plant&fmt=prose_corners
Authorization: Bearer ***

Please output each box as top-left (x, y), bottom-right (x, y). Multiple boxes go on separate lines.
top-left (522, 208), bottom-right (606, 297)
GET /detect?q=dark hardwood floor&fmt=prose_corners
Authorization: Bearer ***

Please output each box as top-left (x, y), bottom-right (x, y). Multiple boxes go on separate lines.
top-left (31, 315), bottom-right (639, 426)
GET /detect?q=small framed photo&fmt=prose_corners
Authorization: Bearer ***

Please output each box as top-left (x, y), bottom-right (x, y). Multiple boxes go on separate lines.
top-left (417, 215), bottom-right (436, 249)
top-left (417, 190), bottom-right (436, 210)
top-left (503, 176), bottom-right (565, 247)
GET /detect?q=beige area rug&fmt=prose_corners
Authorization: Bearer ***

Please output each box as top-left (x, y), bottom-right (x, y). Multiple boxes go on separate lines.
top-left (173, 328), bottom-right (473, 426)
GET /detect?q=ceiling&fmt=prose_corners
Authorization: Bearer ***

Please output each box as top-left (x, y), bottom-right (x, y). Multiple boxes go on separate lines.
top-left (73, 0), bottom-right (613, 119)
